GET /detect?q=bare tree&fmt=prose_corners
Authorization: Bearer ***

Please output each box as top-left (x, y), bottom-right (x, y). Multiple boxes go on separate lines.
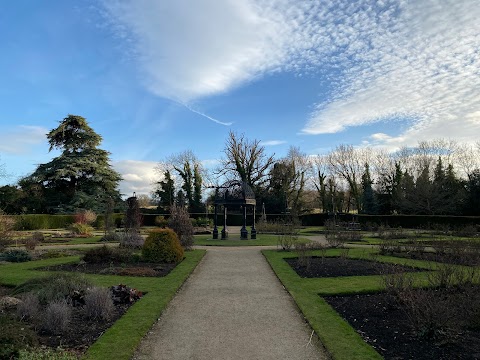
top-left (310, 154), bottom-right (331, 212)
top-left (327, 145), bottom-right (371, 212)
top-left (219, 131), bottom-right (275, 191)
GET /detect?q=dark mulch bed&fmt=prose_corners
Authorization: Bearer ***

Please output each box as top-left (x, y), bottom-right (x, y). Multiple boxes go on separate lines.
top-left (38, 261), bottom-right (177, 277)
top-left (325, 291), bottom-right (480, 359)
top-left (391, 251), bottom-right (480, 266)
top-left (0, 285), bottom-right (138, 355)
top-left (285, 257), bottom-right (422, 278)
top-left (39, 302), bottom-right (132, 353)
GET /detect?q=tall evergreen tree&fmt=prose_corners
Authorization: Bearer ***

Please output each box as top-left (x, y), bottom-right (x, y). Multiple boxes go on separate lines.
top-left (361, 163), bottom-right (377, 214)
top-left (192, 164), bottom-right (203, 213)
top-left (20, 115), bottom-right (121, 212)
top-left (464, 169), bottom-right (480, 215)
top-left (155, 170), bottom-right (175, 212)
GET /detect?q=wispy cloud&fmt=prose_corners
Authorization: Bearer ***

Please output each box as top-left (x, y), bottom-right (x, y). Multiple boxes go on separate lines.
top-left (301, 0), bottom-right (480, 147)
top-left (0, 125), bottom-right (47, 154)
top-left (261, 140), bottom-right (286, 146)
top-left (182, 103), bottom-right (232, 126)
top-left (103, 0), bottom-right (480, 148)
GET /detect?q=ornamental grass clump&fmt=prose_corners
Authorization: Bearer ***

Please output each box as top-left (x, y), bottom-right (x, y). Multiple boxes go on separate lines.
top-left (84, 287), bottom-right (114, 320)
top-left (142, 228), bottom-right (184, 263)
top-left (42, 299), bottom-right (71, 335)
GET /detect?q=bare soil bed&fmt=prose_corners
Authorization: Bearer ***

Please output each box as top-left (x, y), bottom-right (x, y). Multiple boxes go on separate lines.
top-left (285, 257), bottom-right (422, 278)
top-left (391, 251), bottom-right (480, 266)
top-left (325, 290), bottom-right (480, 359)
top-left (38, 261), bottom-right (177, 277)
top-left (0, 288), bottom-right (137, 356)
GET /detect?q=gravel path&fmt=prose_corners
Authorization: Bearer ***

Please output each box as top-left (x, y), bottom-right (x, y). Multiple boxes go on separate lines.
top-left (133, 246), bottom-right (328, 360)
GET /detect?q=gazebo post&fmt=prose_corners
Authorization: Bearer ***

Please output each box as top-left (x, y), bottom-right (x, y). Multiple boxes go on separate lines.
top-left (251, 204), bottom-right (257, 239)
top-left (241, 205), bottom-right (248, 239)
top-left (213, 204), bottom-right (218, 239)
top-left (221, 206), bottom-right (228, 239)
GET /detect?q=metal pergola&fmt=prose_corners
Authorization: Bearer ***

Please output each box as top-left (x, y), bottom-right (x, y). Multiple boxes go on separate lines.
top-left (212, 180), bottom-right (257, 240)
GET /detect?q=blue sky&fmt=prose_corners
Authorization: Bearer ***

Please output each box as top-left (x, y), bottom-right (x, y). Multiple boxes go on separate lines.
top-left (0, 0), bottom-right (479, 196)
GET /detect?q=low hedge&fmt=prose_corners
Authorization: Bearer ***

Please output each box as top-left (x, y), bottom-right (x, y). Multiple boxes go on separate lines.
top-left (12, 215), bottom-right (76, 230)
top-left (297, 213), bottom-right (480, 229)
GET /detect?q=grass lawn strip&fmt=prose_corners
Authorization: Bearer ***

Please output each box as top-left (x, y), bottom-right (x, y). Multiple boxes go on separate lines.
top-left (262, 248), bottom-right (440, 359)
top-left (0, 249), bottom-right (206, 360)
top-left (193, 234), bottom-right (310, 246)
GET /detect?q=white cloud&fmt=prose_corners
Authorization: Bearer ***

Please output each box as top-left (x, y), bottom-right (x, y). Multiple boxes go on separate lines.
top-left (103, 0), bottom-right (290, 103)
top-left (113, 159), bottom-right (158, 196)
top-left (104, 0), bottom-right (480, 147)
top-left (261, 140), bottom-right (287, 146)
top-left (0, 125), bottom-right (47, 154)
top-left (302, 0), bottom-right (480, 146)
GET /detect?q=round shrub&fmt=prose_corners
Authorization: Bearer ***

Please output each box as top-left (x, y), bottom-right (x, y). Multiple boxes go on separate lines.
top-left (142, 228), bottom-right (184, 263)
top-left (0, 249), bottom-right (32, 263)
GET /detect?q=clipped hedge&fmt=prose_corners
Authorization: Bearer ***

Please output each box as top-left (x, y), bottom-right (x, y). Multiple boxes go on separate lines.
top-left (357, 214), bottom-right (480, 229)
top-left (12, 214), bottom-right (76, 230)
top-left (297, 213), bottom-right (480, 229)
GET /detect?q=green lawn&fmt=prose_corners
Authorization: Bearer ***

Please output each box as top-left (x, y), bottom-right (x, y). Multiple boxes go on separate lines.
top-left (193, 233), bottom-right (311, 246)
top-left (0, 249), bottom-right (206, 360)
top-left (262, 248), bottom-right (435, 359)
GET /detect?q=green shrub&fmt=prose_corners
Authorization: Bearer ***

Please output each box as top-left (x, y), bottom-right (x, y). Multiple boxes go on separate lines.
top-left (0, 316), bottom-right (38, 359)
top-left (0, 249), bottom-right (32, 262)
top-left (142, 228), bottom-right (184, 263)
top-left (83, 245), bottom-right (137, 264)
top-left (69, 222), bottom-right (94, 236)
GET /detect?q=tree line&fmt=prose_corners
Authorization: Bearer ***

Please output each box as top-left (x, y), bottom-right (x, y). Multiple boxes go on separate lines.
top-left (1, 115), bottom-right (479, 217)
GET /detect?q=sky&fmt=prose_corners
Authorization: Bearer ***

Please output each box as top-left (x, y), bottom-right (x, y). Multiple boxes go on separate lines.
top-left (0, 0), bottom-right (479, 196)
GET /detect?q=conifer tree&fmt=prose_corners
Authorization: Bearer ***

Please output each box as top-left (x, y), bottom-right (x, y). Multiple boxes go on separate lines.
top-left (20, 115), bottom-right (121, 212)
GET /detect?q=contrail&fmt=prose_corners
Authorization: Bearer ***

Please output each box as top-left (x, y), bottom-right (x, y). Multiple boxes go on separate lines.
top-left (182, 103), bottom-right (233, 126)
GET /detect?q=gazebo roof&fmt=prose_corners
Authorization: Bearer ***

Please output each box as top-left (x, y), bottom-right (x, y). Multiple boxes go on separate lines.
top-left (214, 180), bottom-right (256, 206)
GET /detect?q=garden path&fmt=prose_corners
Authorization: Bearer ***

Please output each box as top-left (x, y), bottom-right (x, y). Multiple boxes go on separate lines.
top-left (133, 246), bottom-right (328, 360)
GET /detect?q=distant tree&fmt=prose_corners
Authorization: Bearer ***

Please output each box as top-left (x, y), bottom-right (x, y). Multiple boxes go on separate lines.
top-left (464, 169), bottom-right (480, 215)
top-left (220, 131), bottom-right (275, 193)
top-left (0, 185), bottom-right (23, 214)
top-left (192, 164), bottom-right (203, 213)
top-left (396, 169), bottom-right (416, 214)
top-left (376, 162), bottom-right (402, 214)
top-left (162, 151), bottom-right (203, 213)
top-left (175, 189), bottom-right (187, 208)
top-left (267, 147), bottom-right (307, 215)
top-left (327, 145), bottom-right (371, 212)
top-left (155, 169), bottom-right (175, 212)
top-left (136, 194), bottom-right (153, 208)
top-left (20, 115), bottom-right (122, 213)
top-left (310, 155), bottom-right (330, 212)
top-left (361, 163), bottom-right (377, 214)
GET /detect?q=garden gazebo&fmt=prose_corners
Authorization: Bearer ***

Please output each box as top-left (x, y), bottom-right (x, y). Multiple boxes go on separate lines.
top-left (213, 180), bottom-right (257, 240)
